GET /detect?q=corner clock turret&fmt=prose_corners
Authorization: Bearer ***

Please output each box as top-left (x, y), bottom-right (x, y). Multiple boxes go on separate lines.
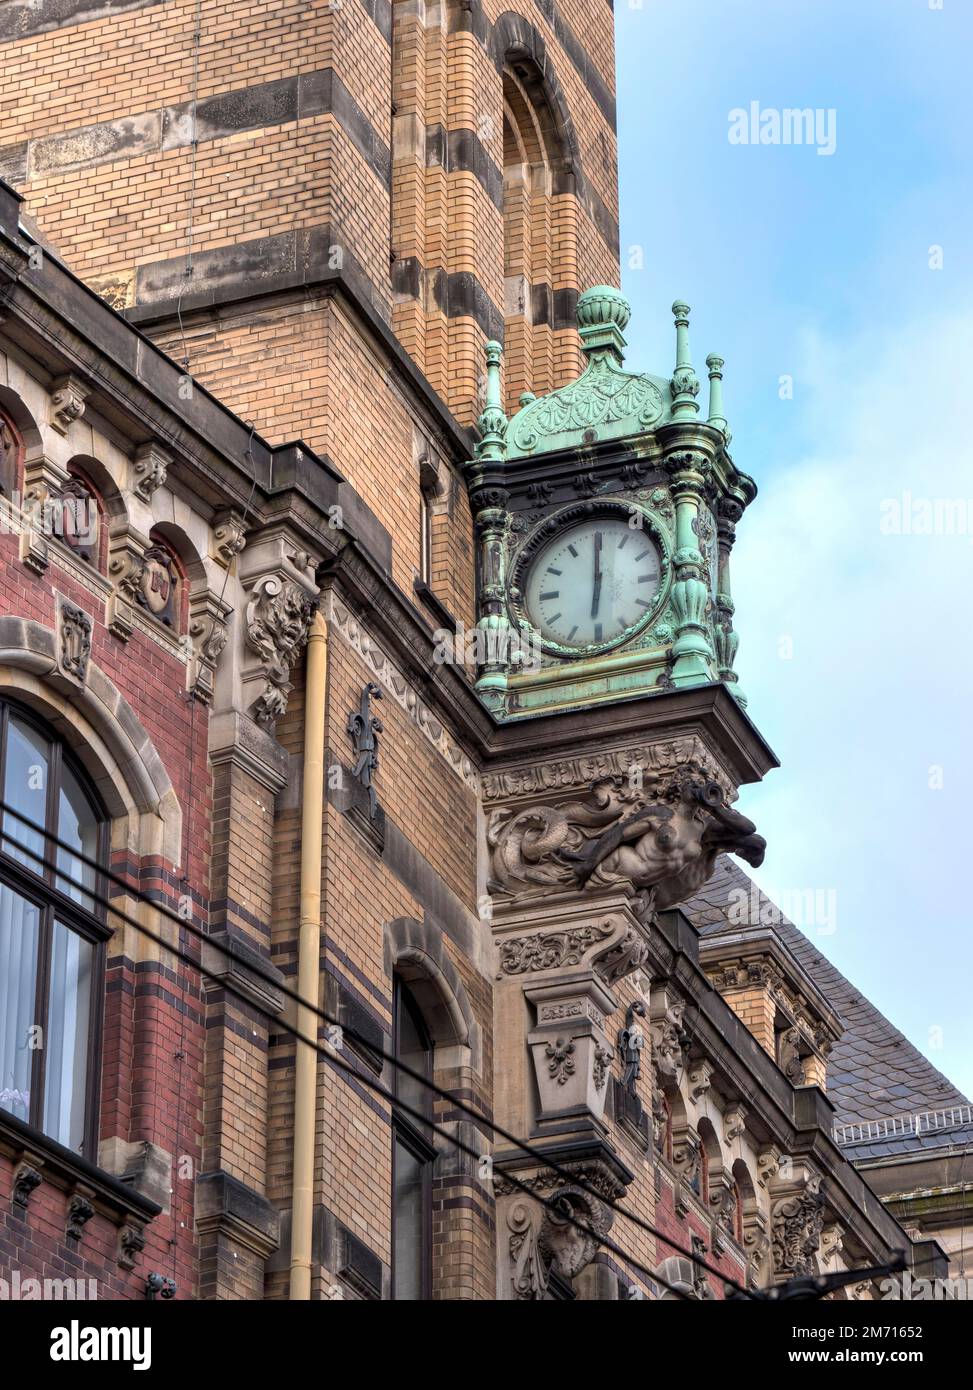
top-left (464, 287), bottom-right (756, 719)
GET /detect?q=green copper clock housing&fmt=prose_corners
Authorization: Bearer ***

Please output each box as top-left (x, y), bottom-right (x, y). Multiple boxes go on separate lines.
top-left (466, 287), bottom-right (757, 719)
top-left (508, 500), bottom-right (672, 659)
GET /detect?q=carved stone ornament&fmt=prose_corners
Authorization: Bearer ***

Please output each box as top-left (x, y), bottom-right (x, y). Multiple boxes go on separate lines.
top-left (537, 1184), bottom-right (613, 1281)
top-left (66, 1193), bottom-right (95, 1241)
top-left (772, 1175), bottom-right (825, 1277)
top-left (688, 1060), bottom-right (713, 1102)
top-left (757, 1145), bottom-right (782, 1189)
top-left (723, 1103), bottom-right (748, 1146)
top-left (499, 918), bottom-right (615, 975)
top-left (245, 573), bottom-right (317, 727)
top-left (211, 510), bottom-right (247, 567)
top-left (347, 683), bottom-right (384, 819)
top-left (487, 774), bottom-right (764, 906)
top-left (188, 596), bottom-right (230, 705)
top-left (651, 997), bottom-right (689, 1087)
top-left (118, 1223), bottom-right (146, 1271)
top-left (778, 1026), bottom-right (806, 1086)
top-left (49, 374), bottom-right (89, 436)
top-left (507, 1200), bottom-right (548, 1300)
top-left (12, 1162), bottom-right (43, 1210)
top-left (132, 442), bottom-right (170, 504)
top-left (617, 1001), bottom-right (647, 1089)
top-left (56, 596), bottom-right (92, 685)
top-left (545, 1036), bottom-right (576, 1086)
top-left (592, 1043), bottom-right (613, 1092)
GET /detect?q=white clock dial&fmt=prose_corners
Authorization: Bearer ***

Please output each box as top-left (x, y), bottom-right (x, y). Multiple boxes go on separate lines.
top-left (524, 517), bottom-right (663, 650)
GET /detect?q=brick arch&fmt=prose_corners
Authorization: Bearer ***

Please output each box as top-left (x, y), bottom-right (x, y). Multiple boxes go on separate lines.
top-left (490, 13), bottom-right (581, 175)
top-left (0, 617), bottom-right (182, 865)
top-left (492, 14), bottom-right (583, 406)
top-left (384, 916), bottom-right (480, 1073)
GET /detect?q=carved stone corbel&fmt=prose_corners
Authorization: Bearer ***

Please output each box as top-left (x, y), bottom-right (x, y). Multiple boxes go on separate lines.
top-left (106, 527), bottom-right (148, 642)
top-left (188, 591), bottom-right (231, 704)
top-left (243, 559), bottom-right (318, 728)
top-left (66, 1191), bottom-right (96, 1242)
top-left (211, 509), bottom-right (247, 568)
top-left (723, 1102), bottom-right (748, 1145)
top-left (771, 1173), bottom-right (825, 1278)
top-left (49, 374), bottom-right (89, 436)
top-left (688, 1058), bottom-right (713, 1102)
top-left (131, 441), bottom-right (170, 504)
top-left (757, 1144), bottom-right (782, 1189)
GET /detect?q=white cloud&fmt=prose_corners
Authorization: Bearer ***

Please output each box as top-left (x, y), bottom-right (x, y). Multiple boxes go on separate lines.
top-left (732, 299), bottom-right (973, 1098)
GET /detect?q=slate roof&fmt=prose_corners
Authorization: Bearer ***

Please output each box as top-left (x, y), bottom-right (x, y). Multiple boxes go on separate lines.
top-left (683, 856), bottom-right (970, 1157)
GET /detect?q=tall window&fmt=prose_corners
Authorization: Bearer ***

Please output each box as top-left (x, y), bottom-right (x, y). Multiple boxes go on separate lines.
top-left (0, 700), bottom-right (107, 1155)
top-left (391, 975), bottom-right (435, 1299)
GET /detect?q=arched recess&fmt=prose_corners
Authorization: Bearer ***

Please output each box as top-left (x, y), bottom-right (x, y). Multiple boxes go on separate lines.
top-left (0, 386), bottom-right (41, 496)
top-left (384, 916), bottom-right (480, 1074)
top-left (0, 617), bottom-right (182, 867)
top-left (493, 13), bottom-right (582, 408)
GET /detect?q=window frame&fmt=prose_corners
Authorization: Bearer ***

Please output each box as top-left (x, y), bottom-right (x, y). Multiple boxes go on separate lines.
top-left (0, 698), bottom-right (109, 1158)
top-left (391, 975), bottom-right (436, 1300)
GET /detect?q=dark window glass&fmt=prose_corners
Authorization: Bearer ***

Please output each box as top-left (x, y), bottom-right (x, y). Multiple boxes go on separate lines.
top-left (391, 977), bottom-right (434, 1299)
top-left (0, 701), bottom-right (107, 1155)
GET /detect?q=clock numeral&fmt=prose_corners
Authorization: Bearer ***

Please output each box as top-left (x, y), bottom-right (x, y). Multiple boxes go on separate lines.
top-left (546, 566), bottom-right (562, 576)
top-left (566, 625), bottom-right (578, 642)
top-left (636, 598), bottom-right (651, 609)
top-left (567, 544), bottom-right (579, 558)
top-left (548, 612), bottom-right (562, 625)
top-left (539, 590), bottom-right (559, 601)
top-left (634, 548), bottom-right (651, 561)
top-left (637, 573), bottom-right (656, 583)
top-left (594, 623), bottom-right (603, 643)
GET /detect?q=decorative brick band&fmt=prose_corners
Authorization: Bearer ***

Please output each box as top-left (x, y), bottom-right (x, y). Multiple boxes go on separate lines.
top-left (19, 68), bottom-right (391, 188)
top-left (0, 0), bottom-right (162, 42)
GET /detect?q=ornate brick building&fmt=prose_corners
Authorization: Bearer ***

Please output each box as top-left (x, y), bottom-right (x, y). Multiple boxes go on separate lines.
top-left (0, 0), bottom-right (967, 1302)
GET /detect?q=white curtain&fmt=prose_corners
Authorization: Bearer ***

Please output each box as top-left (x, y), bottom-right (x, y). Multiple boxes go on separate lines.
top-left (43, 921), bottom-right (92, 1151)
top-left (0, 883), bottom-right (40, 1124)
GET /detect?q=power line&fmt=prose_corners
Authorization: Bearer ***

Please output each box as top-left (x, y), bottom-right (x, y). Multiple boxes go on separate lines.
top-left (0, 798), bottom-right (751, 1298)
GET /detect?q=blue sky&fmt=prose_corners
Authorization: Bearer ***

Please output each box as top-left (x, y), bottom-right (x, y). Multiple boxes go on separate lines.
top-left (615, 0), bottom-right (973, 1101)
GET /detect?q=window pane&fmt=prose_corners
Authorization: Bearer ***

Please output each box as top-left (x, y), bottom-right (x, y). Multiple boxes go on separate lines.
top-left (396, 987), bottom-right (431, 1120)
top-left (392, 1138), bottom-right (425, 1300)
top-left (0, 882), bottom-right (40, 1124)
top-left (2, 716), bottom-right (50, 874)
top-left (43, 921), bottom-right (93, 1152)
top-left (56, 764), bottom-right (99, 908)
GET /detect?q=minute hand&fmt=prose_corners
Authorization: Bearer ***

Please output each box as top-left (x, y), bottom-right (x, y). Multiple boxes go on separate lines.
top-left (590, 531), bottom-right (603, 618)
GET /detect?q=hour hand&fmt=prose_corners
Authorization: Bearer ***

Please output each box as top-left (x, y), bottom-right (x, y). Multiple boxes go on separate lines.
top-left (591, 532), bottom-right (603, 617)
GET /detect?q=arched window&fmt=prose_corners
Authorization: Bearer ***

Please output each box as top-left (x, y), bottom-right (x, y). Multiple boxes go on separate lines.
top-left (0, 699), bottom-right (107, 1156)
top-left (391, 974), bottom-right (435, 1299)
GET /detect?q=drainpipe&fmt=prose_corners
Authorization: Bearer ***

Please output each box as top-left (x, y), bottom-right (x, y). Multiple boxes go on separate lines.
top-left (290, 609), bottom-right (328, 1300)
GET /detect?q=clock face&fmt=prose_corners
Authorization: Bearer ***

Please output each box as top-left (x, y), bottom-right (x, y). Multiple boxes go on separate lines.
top-left (523, 516), bottom-right (663, 651)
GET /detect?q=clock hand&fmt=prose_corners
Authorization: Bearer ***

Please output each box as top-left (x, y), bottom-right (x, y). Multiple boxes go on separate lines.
top-left (591, 531), bottom-right (603, 618)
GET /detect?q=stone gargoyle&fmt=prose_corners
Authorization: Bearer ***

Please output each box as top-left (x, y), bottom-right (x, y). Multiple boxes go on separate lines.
top-left (487, 776), bottom-right (765, 906)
